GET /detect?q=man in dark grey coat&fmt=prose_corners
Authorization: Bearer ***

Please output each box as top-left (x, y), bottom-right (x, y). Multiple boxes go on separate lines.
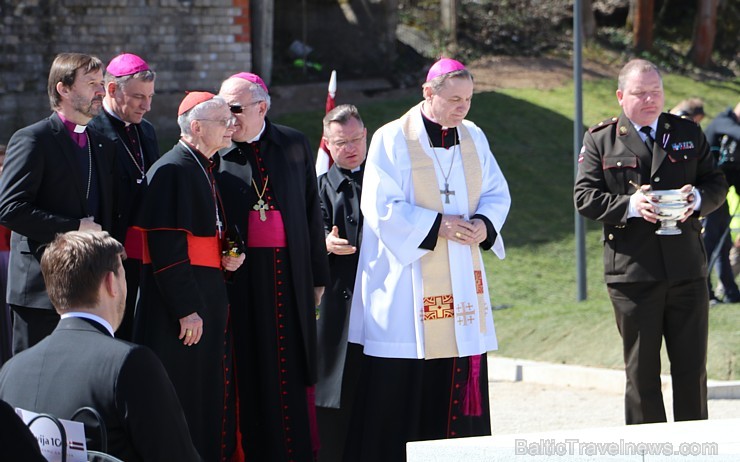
top-left (315, 105), bottom-right (367, 462)
top-left (0, 231), bottom-right (200, 461)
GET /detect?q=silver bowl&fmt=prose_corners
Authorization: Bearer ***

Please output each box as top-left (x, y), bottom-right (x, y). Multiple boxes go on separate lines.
top-left (645, 189), bottom-right (691, 235)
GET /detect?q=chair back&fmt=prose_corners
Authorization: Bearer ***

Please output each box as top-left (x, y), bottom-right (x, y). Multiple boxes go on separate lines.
top-left (70, 407), bottom-right (108, 454)
top-left (86, 450), bottom-right (125, 462)
top-left (26, 412), bottom-right (68, 462)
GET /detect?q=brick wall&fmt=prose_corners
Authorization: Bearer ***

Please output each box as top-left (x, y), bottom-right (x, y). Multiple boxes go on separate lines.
top-left (0, 0), bottom-right (251, 144)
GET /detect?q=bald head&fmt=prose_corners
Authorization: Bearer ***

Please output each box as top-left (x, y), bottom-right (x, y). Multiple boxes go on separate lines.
top-left (218, 76), bottom-right (271, 142)
top-left (219, 77), bottom-right (271, 111)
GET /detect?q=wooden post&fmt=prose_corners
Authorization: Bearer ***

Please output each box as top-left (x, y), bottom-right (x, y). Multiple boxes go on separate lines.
top-left (251, 0), bottom-right (274, 85)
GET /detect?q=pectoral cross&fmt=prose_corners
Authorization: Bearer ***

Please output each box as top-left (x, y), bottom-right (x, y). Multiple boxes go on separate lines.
top-left (216, 217), bottom-right (223, 238)
top-left (253, 199), bottom-right (268, 221)
top-left (440, 183), bottom-right (455, 204)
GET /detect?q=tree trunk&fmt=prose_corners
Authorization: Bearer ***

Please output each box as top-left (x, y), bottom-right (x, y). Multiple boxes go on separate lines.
top-left (582, 0), bottom-right (597, 40)
top-left (441, 0), bottom-right (458, 49)
top-left (690, 0), bottom-right (719, 67)
top-left (632, 0), bottom-right (654, 52)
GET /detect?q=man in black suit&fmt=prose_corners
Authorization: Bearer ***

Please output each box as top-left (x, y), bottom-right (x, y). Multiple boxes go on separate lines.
top-left (315, 104), bottom-right (366, 462)
top-left (0, 53), bottom-right (116, 354)
top-left (88, 53), bottom-right (159, 341)
top-left (217, 72), bottom-right (329, 461)
top-left (574, 59), bottom-right (728, 424)
top-left (0, 230), bottom-right (201, 461)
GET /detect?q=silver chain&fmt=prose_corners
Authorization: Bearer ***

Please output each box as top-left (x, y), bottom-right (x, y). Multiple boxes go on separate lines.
top-left (179, 140), bottom-right (223, 238)
top-left (85, 132), bottom-right (92, 199)
top-left (427, 128), bottom-right (459, 185)
top-left (121, 126), bottom-right (145, 180)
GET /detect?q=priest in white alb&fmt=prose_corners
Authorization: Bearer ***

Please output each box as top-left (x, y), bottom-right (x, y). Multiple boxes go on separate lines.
top-left (344, 58), bottom-right (511, 462)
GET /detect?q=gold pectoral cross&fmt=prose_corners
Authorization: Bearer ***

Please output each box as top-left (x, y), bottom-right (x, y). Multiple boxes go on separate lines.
top-left (440, 183), bottom-right (455, 204)
top-left (253, 199), bottom-right (268, 221)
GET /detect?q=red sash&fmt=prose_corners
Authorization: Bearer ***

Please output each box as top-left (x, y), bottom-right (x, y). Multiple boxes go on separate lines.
top-left (141, 231), bottom-right (221, 269)
top-left (124, 226), bottom-right (144, 260)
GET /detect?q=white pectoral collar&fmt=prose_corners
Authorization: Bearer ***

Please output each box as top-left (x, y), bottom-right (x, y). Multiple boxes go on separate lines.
top-left (102, 99), bottom-right (130, 127)
top-left (247, 121), bottom-right (267, 143)
top-left (73, 124), bottom-right (87, 134)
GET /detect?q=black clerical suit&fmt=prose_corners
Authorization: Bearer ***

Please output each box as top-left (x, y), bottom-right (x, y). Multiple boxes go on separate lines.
top-left (89, 110), bottom-right (159, 340)
top-left (217, 119), bottom-right (330, 461)
top-left (574, 112), bottom-right (728, 424)
top-left (0, 316), bottom-right (200, 462)
top-left (135, 141), bottom-right (237, 462)
top-left (315, 163), bottom-right (364, 462)
top-left (0, 113), bottom-right (116, 353)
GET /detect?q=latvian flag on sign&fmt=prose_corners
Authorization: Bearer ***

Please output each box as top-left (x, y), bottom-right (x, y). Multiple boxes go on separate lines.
top-left (315, 70), bottom-right (337, 177)
top-left (69, 440), bottom-right (86, 451)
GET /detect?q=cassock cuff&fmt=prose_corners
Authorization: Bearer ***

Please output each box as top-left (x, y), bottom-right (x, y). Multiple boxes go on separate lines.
top-left (473, 213), bottom-right (497, 250)
top-left (419, 213), bottom-right (443, 250)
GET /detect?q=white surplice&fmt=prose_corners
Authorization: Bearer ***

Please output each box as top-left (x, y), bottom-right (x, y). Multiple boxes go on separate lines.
top-left (348, 106), bottom-right (511, 359)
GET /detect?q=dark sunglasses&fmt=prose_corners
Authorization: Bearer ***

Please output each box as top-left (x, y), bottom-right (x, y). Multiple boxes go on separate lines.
top-left (229, 101), bottom-right (262, 114)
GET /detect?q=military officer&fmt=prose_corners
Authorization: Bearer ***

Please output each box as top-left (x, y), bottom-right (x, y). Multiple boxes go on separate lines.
top-left (574, 59), bottom-right (727, 425)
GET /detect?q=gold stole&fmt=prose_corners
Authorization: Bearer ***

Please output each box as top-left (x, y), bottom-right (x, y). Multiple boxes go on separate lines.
top-left (401, 103), bottom-right (487, 359)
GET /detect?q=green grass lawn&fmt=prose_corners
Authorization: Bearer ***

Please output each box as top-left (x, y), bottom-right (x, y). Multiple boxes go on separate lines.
top-left (274, 72), bottom-right (740, 381)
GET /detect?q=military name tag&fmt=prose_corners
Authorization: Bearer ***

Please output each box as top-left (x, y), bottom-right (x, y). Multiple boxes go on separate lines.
top-left (671, 141), bottom-right (695, 151)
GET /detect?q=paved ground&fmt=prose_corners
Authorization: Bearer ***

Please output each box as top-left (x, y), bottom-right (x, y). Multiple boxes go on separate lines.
top-left (488, 380), bottom-right (740, 435)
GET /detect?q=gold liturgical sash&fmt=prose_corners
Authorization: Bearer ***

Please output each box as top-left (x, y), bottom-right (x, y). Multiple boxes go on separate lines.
top-left (401, 103), bottom-right (487, 359)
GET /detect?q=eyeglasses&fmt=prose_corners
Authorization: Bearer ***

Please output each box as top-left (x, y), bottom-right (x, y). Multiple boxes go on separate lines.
top-left (328, 134), bottom-right (365, 149)
top-left (198, 116), bottom-right (236, 128)
top-left (229, 101), bottom-right (262, 114)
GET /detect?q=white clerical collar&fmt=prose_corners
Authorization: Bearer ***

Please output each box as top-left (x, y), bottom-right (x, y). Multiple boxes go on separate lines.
top-left (61, 312), bottom-right (115, 337)
top-left (247, 121), bottom-right (267, 143)
top-left (102, 99), bottom-right (131, 127)
top-left (58, 112), bottom-right (88, 133)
